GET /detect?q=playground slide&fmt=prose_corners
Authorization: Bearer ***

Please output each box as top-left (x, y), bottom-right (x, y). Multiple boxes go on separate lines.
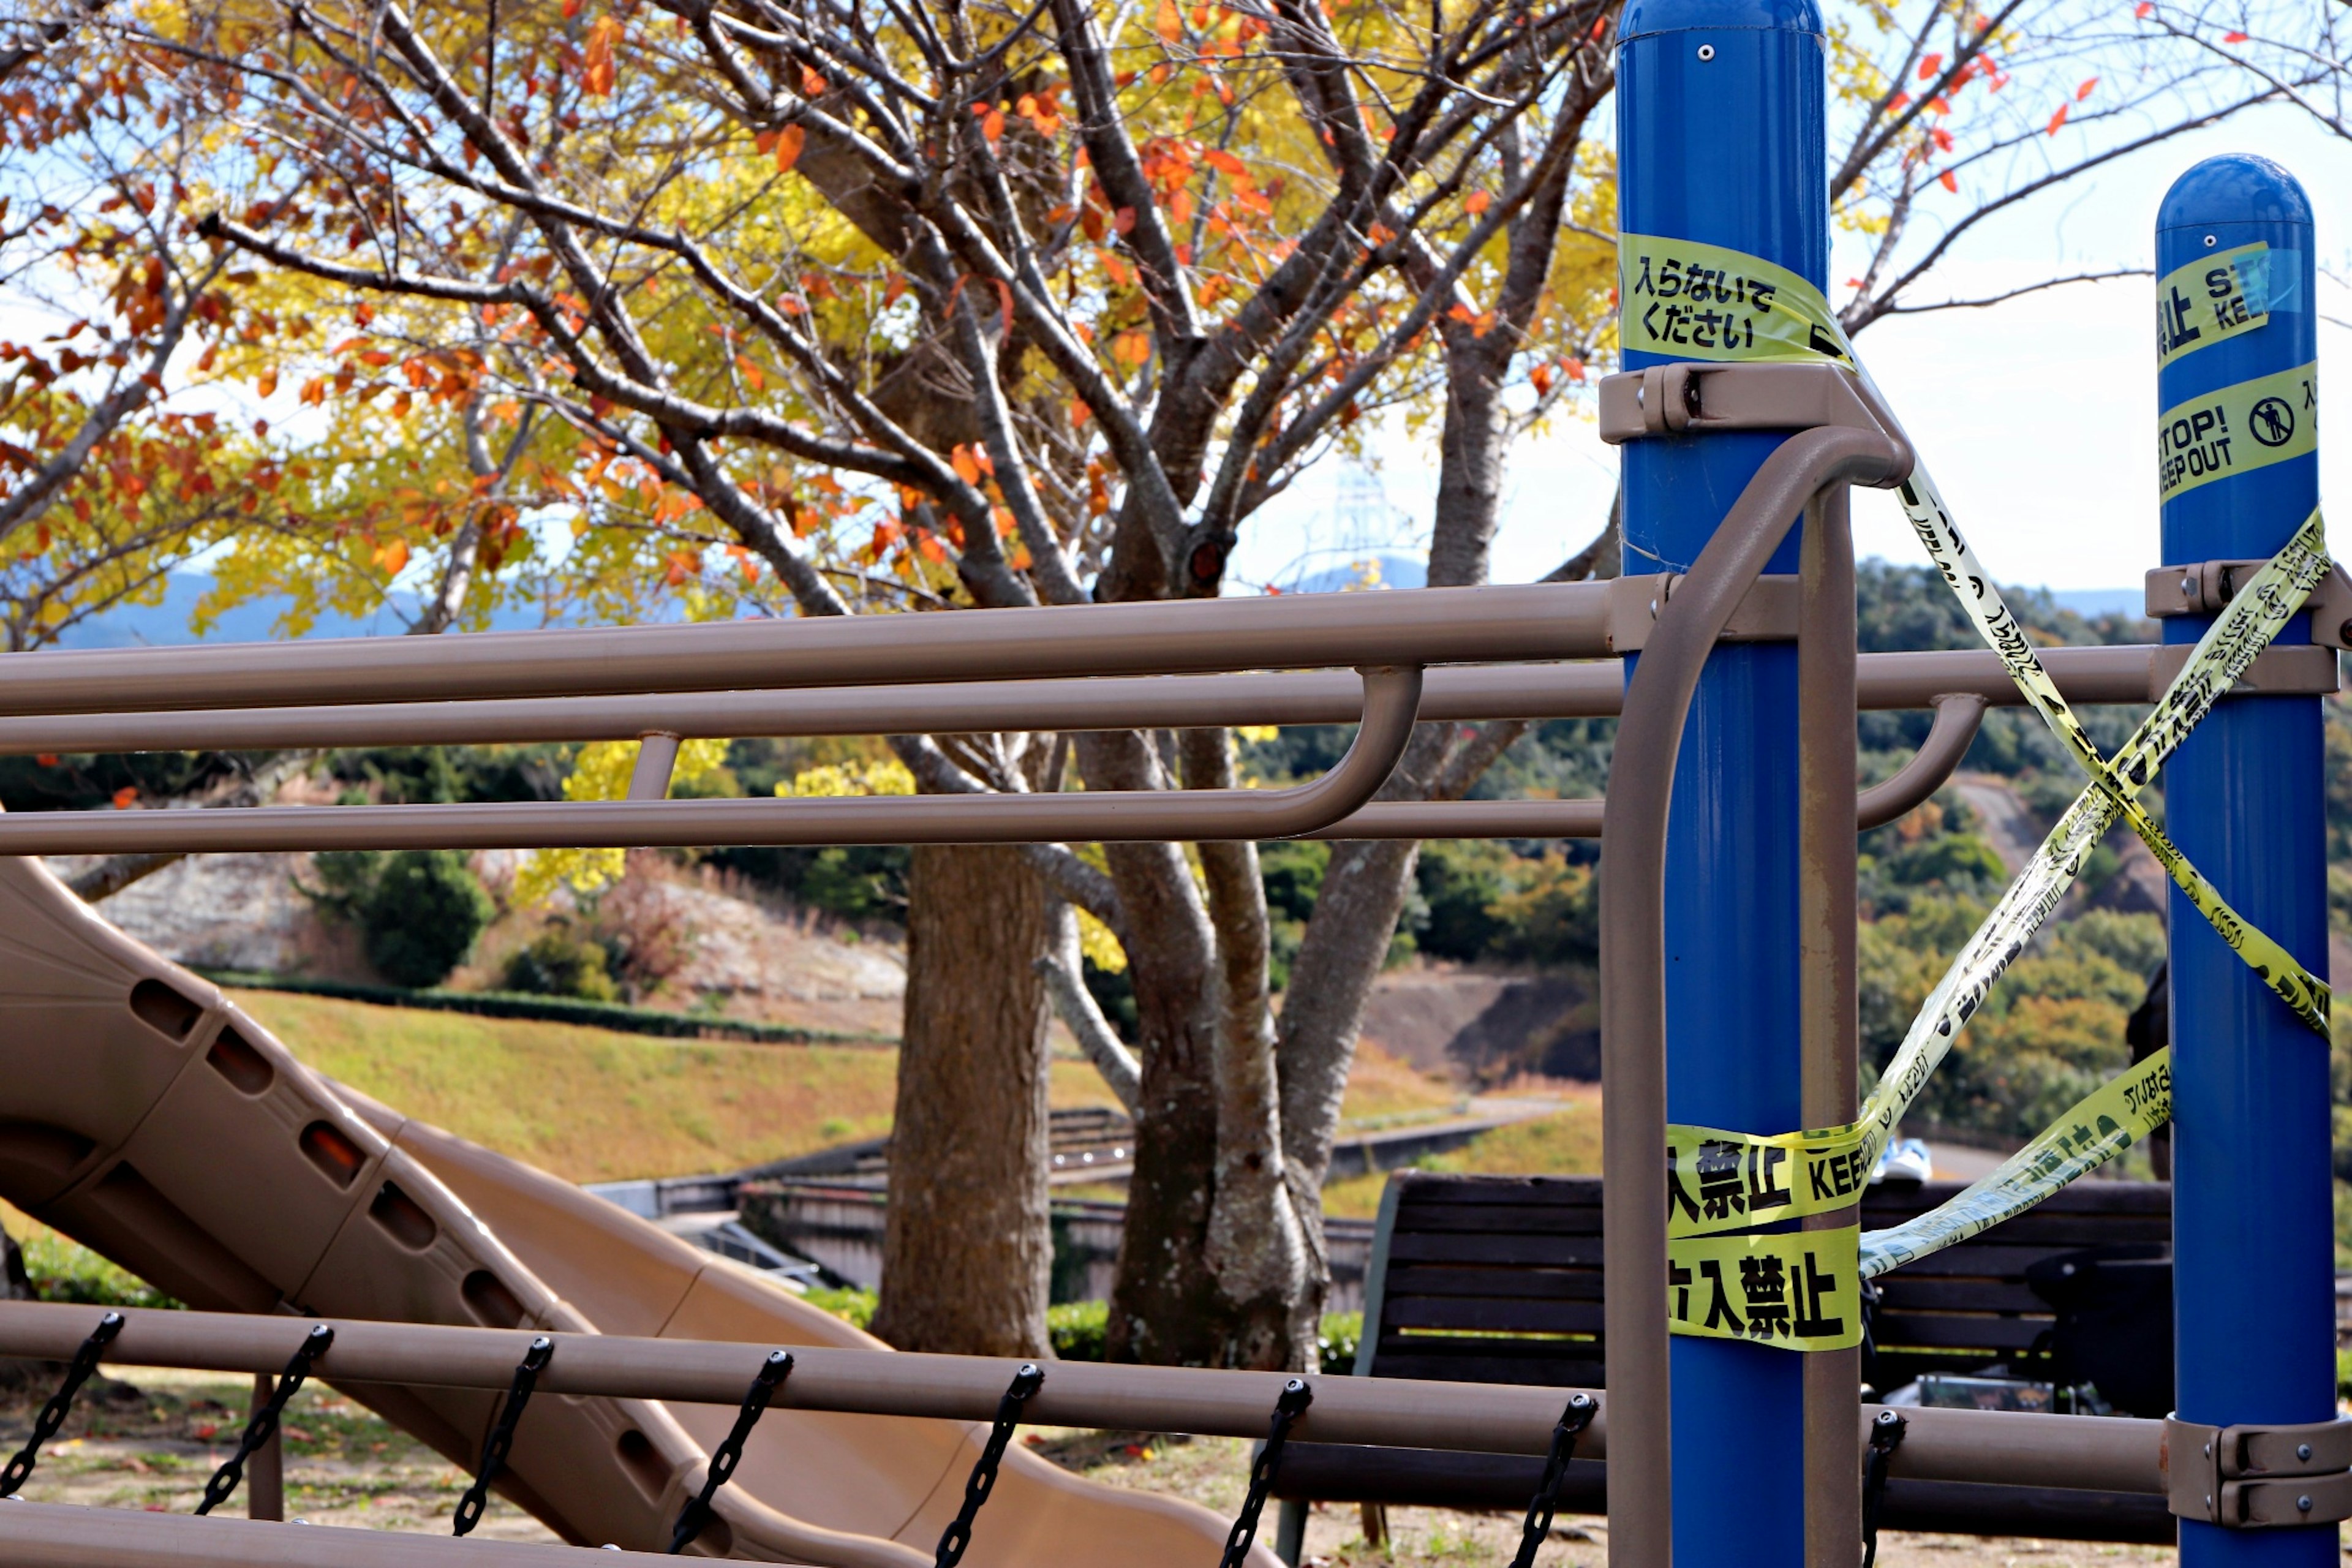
top-left (0, 856), bottom-right (1262, 1564)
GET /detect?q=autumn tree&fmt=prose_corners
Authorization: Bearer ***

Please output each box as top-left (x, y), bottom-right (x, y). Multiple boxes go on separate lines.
top-left (133, 0), bottom-right (1617, 1365)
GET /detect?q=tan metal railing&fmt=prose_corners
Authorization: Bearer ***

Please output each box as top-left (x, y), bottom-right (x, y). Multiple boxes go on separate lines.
top-left (0, 1302), bottom-right (2164, 1493)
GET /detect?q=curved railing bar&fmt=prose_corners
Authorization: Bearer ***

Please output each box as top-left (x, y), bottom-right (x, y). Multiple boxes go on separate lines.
top-left (0, 669), bottom-right (1422, 856)
top-left (1308, 690), bottom-right (1985, 840)
top-left (1854, 693), bottom-right (1989, 832)
top-left (1597, 424), bottom-right (1913, 1568)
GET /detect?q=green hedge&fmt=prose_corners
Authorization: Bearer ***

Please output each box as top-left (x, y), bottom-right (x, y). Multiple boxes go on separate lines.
top-left (195, 970), bottom-right (893, 1049)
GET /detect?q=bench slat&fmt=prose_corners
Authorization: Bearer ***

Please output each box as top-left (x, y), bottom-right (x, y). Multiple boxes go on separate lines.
top-left (1384, 1232), bottom-right (1605, 1267)
top-left (1379, 1295), bottom-right (1608, 1335)
top-left (1381, 1264), bottom-right (1604, 1302)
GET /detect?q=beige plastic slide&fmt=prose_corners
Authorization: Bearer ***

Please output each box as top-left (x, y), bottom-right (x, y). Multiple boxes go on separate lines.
top-left (0, 856), bottom-right (1260, 1564)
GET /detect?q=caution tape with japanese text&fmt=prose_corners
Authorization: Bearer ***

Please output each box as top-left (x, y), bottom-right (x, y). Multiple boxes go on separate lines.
top-left (1619, 232), bottom-right (2329, 1351)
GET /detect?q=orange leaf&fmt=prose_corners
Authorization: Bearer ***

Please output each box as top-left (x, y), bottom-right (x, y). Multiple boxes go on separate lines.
top-left (376, 538), bottom-right (410, 575)
top-left (257, 367), bottom-right (278, 398)
top-left (1939, 169), bottom-right (1958, 192)
top-left (1464, 189), bottom-right (1492, 215)
top-left (1917, 51), bottom-right (1943, 78)
top-left (2134, 1), bottom-right (2152, 12)
top-left (773, 124), bottom-right (805, 173)
top-left (583, 17), bottom-right (619, 96)
top-left (2045, 102), bottom-right (2068, 134)
top-left (1156, 0), bottom-right (1183, 42)
top-left (982, 107), bottom-right (1005, 142)
top-left (736, 354), bottom-right (764, 390)
top-left (800, 66), bottom-right (828, 96)
top-left (2075, 75), bottom-right (2098, 99)
top-left (951, 445), bottom-right (982, 484)
top-left (111, 786), bottom-right (137, 810)
top-left (2223, 28), bottom-right (2248, 40)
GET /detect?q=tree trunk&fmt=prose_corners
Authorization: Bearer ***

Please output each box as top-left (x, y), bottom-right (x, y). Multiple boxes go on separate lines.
top-left (870, 843), bottom-right (1054, 1357)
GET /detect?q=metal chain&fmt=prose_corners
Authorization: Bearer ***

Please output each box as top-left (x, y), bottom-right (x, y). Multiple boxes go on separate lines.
top-left (933, 1362), bottom-right (1045, 1568)
top-left (453, 1335), bottom-right (553, 1537)
top-left (1218, 1378), bottom-right (1314, 1568)
top-left (668, 1349), bottom-right (793, 1555)
top-left (1860, 1409), bottom-right (1908, 1568)
top-left (1506, 1392), bottom-right (1599, 1568)
top-left (0, 1310), bottom-right (123, 1498)
top-left (195, 1324), bottom-right (334, 1516)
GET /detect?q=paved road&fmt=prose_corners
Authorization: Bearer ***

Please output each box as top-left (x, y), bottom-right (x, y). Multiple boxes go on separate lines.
top-left (1946, 771), bottom-right (2043, 876)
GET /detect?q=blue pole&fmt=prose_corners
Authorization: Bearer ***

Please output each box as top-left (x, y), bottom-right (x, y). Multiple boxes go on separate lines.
top-left (2158, 155), bottom-right (2332, 1568)
top-left (1618, 1), bottom-right (1824, 1561)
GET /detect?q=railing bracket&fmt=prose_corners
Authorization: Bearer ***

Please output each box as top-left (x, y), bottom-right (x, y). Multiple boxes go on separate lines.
top-left (2146, 556), bottom-right (2352, 651)
top-left (2165, 1414), bottom-right (2352, 1528)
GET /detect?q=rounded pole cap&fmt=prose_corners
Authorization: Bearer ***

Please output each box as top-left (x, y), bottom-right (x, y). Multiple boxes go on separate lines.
top-left (1620, 0), bottom-right (1822, 42)
top-left (2158, 154), bottom-right (2313, 233)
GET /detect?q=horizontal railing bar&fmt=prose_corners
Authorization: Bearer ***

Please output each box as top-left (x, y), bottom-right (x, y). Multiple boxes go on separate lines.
top-left (0, 1302), bottom-right (1589, 1457)
top-left (0, 644), bottom-right (2321, 759)
top-left (0, 1499), bottom-right (675, 1564)
top-left (0, 583), bottom-right (1614, 717)
top-left (0, 1302), bottom-right (2162, 1494)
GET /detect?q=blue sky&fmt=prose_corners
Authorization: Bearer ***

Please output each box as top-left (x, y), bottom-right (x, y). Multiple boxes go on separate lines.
top-left (1232, 100), bottom-right (2352, 597)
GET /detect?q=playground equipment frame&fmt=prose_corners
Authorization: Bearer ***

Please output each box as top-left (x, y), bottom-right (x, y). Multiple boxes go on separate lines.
top-left (0, 1302), bottom-right (2168, 1493)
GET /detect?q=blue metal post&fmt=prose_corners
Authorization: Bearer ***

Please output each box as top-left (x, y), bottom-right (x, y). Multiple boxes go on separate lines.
top-left (1618, 1), bottom-right (1825, 1561)
top-left (2158, 155), bottom-right (2332, 1568)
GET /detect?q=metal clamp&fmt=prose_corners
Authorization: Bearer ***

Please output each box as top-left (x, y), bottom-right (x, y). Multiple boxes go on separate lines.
top-left (2146, 557), bottom-right (2352, 651)
top-left (1606, 572), bottom-right (1801, 652)
top-left (2165, 1414), bottom-right (2352, 1528)
top-left (1597, 361), bottom-right (1907, 465)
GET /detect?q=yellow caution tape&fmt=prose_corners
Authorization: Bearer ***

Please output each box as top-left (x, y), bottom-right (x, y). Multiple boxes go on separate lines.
top-left (1620, 232), bottom-right (2334, 1319)
top-left (2158, 242), bottom-right (2271, 369)
top-left (2158, 361), bottom-right (2318, 500)
top-left (1860, 1047), bottom-right (2172, 1278)
top-left (1667, 510), bottom-right (2329, 1244)
top-left (1667, 1224), bottom-right (1862, 1351)
top-left (1621, 231), bottom-right (2331, 1037)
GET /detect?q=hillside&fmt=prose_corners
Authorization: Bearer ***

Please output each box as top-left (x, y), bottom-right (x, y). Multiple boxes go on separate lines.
top-left (225, 988), bottom-right (1457, 1183)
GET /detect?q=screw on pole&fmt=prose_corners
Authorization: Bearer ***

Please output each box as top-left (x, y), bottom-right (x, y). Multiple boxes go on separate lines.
top-left (453, 1334), bottom-right (552, 1537)
top-left (932, 1363), bottom-right (1044, 1568)
top-left (2156, 153), bottom-right (2331, 1568)
top-left (0, 1310), bottom-right (123, 1498)
top-left (195, 1324), bottom-right (334, 1516)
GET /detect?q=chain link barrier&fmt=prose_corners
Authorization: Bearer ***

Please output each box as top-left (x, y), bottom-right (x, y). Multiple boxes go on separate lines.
top-left (453, 1334), bottom-right (552, 1537)
top-left (1218, 1378), bottom-right (1314, 1568)
top-left (0, 1309), bottom-right (122, 1498)
top-left (1506, 1392), bottom-right (1599, 1568)
top-left (668, 1348), bottom-right (793, 1555)
top-left (194, 1322), bottom-right (333, 1516)
top-left (933, 1362), bottom-right (1044, 1568)
top-left (1860, 1409), bottom-right (1909, 1568)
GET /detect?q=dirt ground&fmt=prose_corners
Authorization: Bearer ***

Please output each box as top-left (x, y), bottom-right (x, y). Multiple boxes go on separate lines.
top-left (0, 1371), bottom-right (2319, 1564)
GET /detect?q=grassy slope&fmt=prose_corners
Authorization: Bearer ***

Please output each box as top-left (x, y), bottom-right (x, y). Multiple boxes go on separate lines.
top-left (224, 989), bottom-right (1459, 1184)
top-left (1318, 1097), bottom-right (1604, 1219)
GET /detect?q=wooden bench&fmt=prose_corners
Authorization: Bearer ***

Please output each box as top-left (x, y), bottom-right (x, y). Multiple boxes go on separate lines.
top-left (1274, 1171), bottom-right (2175, 1549)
